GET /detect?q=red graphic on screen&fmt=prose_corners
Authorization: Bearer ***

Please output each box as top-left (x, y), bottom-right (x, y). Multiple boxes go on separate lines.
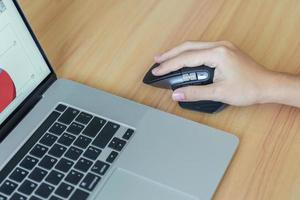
top-left (0, 68), bottom-right (16, 112)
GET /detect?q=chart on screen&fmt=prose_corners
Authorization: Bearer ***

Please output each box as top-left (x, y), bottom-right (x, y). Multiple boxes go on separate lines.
top-left (0, 23), bottom-right (39, 114)
top-left (0, 68), bottom-right (16, 112)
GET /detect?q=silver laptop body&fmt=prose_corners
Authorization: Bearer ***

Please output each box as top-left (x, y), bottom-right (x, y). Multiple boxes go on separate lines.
top-left (0, 1), bottom-right (239, 200)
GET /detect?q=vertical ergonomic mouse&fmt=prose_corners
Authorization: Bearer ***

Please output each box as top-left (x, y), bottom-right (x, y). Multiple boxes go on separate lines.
top-left (143, 63), bottom-right (226, 113)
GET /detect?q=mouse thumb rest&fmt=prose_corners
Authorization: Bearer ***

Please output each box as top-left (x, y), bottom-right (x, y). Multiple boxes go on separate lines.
top-left (143, 64), bottom-right (227, 113)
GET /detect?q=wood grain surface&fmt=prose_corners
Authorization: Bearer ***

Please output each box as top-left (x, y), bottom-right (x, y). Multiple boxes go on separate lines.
top-left (19, 0), bottom-right (300, 199)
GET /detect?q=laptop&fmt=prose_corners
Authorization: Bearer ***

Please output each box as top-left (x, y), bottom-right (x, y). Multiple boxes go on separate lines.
top-left (0, 1), bottom-right (239, 200)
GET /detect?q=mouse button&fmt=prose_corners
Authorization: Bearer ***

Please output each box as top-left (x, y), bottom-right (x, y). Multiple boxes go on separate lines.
top-left (182, 73), bottom-right (190, 82)
top-left (196, 71), bottom-right (210, 81)
top-left (143, 63), bottom-right (164, 84)
top-left (143, 70), bottom-right (158, 84)
top-left (188, 73), bottom-right (197, 80)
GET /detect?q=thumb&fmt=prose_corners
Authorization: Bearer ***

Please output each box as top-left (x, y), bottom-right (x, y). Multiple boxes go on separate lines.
top-left (172, 85), bottom-right (219, 102)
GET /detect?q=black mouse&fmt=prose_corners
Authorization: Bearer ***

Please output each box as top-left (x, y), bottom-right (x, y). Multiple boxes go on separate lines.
top-left (143, 63), bottom-right (226, 113)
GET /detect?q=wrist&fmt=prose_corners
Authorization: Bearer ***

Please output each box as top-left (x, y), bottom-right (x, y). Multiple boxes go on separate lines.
top-left (258, 70), bottom-right (299, 105)
top-left (257, 70), bottom-right (285, 104)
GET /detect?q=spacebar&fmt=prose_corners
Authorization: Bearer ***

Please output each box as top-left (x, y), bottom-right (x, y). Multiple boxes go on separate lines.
top-left (92, 121), bottom-right (120, 149)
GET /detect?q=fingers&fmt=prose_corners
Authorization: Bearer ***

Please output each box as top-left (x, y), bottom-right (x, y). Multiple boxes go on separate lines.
top-left (155, 41), bottom-right (219, 63)
top-left (155, 41), bottom-right (235, 63)
top-left (152, 49), bottom-right (220, 76)
top-left (172, 85), bottom-right (221, 102)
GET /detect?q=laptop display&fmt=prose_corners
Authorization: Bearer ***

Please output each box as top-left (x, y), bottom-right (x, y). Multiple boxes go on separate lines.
top-left (0, 0), bottom-right (51, 125)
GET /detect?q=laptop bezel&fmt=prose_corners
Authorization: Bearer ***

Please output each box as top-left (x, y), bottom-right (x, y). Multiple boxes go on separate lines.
top-left (0, 0), bottom-right (57, 142)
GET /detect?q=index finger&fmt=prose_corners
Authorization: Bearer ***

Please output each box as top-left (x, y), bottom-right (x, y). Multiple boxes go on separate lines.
top-left (155, 41), bottom-right (223, 63)
top-left (152, 49), bottom-right (221, 76)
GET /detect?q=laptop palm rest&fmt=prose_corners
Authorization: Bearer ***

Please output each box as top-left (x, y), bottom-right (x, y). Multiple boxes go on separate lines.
top-left (96, 168), bottom-right (197, 200)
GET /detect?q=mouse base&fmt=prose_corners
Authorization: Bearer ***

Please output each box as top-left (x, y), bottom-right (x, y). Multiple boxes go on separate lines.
top-left (178, 101), bottom-right (227, 113)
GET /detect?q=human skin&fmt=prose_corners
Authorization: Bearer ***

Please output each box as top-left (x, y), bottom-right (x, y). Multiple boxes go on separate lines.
top-left (152, 41), bottom-right (300, 108)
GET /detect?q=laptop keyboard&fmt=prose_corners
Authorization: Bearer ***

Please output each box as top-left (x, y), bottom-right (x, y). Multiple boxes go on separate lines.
top-left (0, 104), bottom-right (135, 200)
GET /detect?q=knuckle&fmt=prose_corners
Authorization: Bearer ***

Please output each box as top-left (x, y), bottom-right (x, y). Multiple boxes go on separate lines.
top-left (213, 45), bottom-right (232, 57)
top-left (182, 41), bottom-right (196, 48)
top-left (181, 41), bottom-right (191, 49)
top-left (219, 40), bottom-right (235, 48)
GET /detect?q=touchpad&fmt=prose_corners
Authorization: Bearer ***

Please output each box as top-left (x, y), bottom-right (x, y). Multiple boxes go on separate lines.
top-left (96, 168), bottom-right (196, 200)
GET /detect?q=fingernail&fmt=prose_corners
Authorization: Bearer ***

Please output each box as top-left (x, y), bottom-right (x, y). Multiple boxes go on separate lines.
top-left (172, 92), bottom-right (185, 101)
top-left (152, 68), bottom-right (160, 75)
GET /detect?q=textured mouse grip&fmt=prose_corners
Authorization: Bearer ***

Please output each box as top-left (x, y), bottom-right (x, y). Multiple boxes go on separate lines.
top-left (173, 66), bottom-right (227, 113)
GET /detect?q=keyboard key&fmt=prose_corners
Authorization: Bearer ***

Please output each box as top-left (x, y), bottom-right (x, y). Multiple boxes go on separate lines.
top-left (55, 158), bottom-right (74, 173)
top-left (29, 196), bottom-right (42, 200)
top-left (49, 196), bottom-right (62, 200)
top-left (18, 180), bottom-right (37, 195)
top-left (0, 180), bottom-right (18, 195)
top-left (55, 104), bottom-right (67, 112)
top-left (0, 194), bottom-right (6, 200)
top-left (64, 146), bottom-right (83, 161)
top-left (58, 108), bottom-right (80, 125)
top-left (57, 133), bottom-right (76, 146)
top-left (70, 189), bottom-right (89, 200)
top-left (73, 136), bottom-right (91, 149)
top-left (20, 156), bottom-right (39, 170)
top-left (39, 133), bottom-right (58, 147)
top-left (75, 112), bottom-right (93, 125)
top-left (66, 122), bottom-right (84, 135)
top-left (83, 146), bottom-right (101, 160)
top-left (35, 183), bottom-right (54, 198)
top-left (65, 170), bottom-right (84, 185)
top-left (48, 144), bottom-right (67, 158)
top-left (74, 158), bottom-right (93, 172)
top-left (10, 193), bottom-right (26, 200)
top-left (123, 129), bottom-right (134, 140)
top-left (106, 151), bottom-right (119, 163)
top-left (108, 137), bottom-right (126, 151)
top-left (49, 123), bottom-right (67, 136)
top-left (38, 155), bottom-right (57, 170)
top-left (9, 168), bottom-right (29, 183)
top-left (92, 122), bottom-right (120, 148)
top-left (30, 144), bottom-right (48, 158)
top-left (91, 160), bottom-right (110, 176)
top-left (45, 170), bottom-right (64, 185)
top-left (80, 173), bottom-right (101, 191)
top-left (55, 182), bottom-right (74, 198)
top-left (28, 167), bottom-right (48, 182)
top-left (0, 112), bottom-right (59, 196)
top-left (82, 117), bottom-right (106, 138)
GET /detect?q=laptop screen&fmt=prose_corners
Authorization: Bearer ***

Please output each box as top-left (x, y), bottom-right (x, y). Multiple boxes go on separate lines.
top-left (0, 0), bottom-right (51, 125)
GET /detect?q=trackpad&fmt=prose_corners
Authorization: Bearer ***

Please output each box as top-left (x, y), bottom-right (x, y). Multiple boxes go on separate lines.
top-left (96, 168), bottom-right (196, 200)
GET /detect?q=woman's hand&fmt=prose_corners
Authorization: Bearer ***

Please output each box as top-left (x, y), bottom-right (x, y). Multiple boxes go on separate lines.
top-left (152, 41), bottom-right (278, 106)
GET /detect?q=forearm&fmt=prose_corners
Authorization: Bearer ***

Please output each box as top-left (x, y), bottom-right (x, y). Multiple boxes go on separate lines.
top-left (261, 71), bottom-right (300, 108)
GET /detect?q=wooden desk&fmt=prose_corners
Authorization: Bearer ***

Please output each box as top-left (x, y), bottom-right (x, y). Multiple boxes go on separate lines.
top-left (19, 0), bottom-right (300, 199)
